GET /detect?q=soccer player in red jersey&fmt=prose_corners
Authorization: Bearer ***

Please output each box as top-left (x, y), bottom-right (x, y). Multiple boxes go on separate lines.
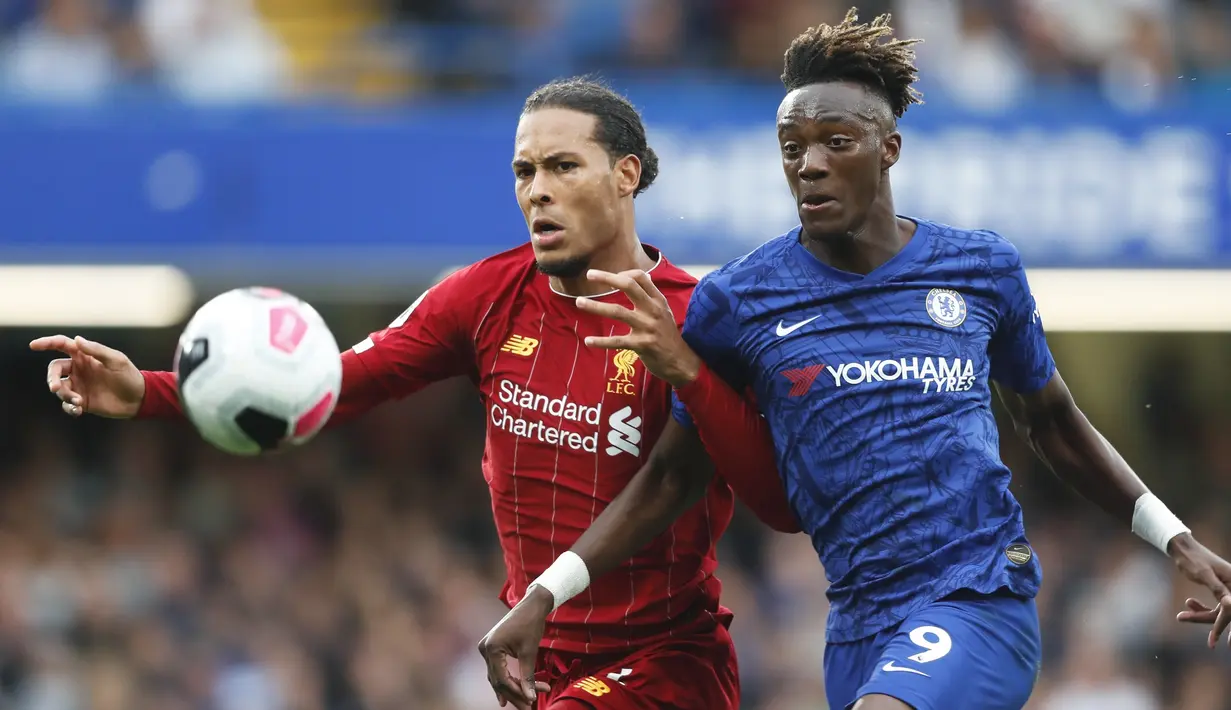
top-left (30, 78), bottom-right (797, 710)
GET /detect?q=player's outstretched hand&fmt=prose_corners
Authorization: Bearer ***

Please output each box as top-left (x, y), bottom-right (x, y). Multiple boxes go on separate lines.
top-left (29, 335), bottom-right (144, 419)
top-left (1171, 533), bottom-right (1231, 649)
top-left (477, 586), bottom-right (553, 710)
top-left (576, 269), bottom-right (702, 387)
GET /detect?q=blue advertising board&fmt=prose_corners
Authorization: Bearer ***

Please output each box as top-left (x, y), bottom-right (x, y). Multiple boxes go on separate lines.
top-left (0, 84), bottom-right (1228, 283)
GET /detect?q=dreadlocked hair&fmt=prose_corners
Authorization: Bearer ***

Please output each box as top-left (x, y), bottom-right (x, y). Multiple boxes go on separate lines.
top-left (781, 7), bottom-right (923, 119)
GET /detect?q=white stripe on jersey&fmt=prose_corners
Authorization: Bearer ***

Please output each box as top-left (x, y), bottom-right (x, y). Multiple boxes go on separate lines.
top-left (545, 320), bottom-right (582, 651)
top-left (582, 322), bottom-right (618, 654)
top-left (509, 312), bottom-right (547, 614)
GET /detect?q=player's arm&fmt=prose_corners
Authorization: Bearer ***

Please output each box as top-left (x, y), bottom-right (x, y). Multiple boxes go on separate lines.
top-left (578, 269), bottom-right (799, 532)
top-left (671, 358), bottom-right (800, 533)
top-left (989, 248), bottom-right (1231, 648)
top-left (34, 268), bottom-right (480, 427)
top-left (134, 349), bottom-right (386, 426)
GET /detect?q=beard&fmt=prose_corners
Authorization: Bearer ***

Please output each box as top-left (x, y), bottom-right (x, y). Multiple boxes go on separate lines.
top-left (535, 254), bottom-right (590, 279)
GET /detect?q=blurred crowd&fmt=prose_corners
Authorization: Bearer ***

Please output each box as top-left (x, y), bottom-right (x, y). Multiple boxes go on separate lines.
top-left (1, 337), bottom-right (1231, 710)
top-left (2, 0), bottom-right (1230, 106)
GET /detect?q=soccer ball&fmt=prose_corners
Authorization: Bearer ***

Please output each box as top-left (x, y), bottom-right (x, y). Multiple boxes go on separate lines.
top-left (174, 287), bottom-right (342, 456)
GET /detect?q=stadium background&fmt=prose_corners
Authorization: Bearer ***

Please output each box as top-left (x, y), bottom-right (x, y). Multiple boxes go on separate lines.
top-left (1, 0), bottom-right (1231, 708)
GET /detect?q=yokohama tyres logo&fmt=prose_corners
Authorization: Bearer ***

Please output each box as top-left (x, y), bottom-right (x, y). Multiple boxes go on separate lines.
top-left (605, 406), bottom-right (642, 457)
top-left (781, 357), bottom-right (978, 395)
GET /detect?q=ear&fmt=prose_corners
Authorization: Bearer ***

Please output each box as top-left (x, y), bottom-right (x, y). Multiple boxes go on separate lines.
top-left (614, 154), bottom-right (641, 198)
top-left (881, 131), bottom-right (902, 171)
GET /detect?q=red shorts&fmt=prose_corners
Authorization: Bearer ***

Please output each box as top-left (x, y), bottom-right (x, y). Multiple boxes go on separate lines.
top-left (534, 615), bottom-right (739, 710)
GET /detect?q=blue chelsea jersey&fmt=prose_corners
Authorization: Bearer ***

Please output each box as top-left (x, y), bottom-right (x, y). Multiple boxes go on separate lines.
top-left (672, 219), bottom-right (1056, 643)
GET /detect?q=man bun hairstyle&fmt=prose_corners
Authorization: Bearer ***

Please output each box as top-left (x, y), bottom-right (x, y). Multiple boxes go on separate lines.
top-left (781, 7), bottom-right (923, 119)
top-left (523, 77), bottom-right (659, 196)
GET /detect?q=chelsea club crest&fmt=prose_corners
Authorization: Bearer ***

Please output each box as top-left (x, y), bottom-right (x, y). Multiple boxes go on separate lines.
top-left (925, 288), bottom-right (967, 328)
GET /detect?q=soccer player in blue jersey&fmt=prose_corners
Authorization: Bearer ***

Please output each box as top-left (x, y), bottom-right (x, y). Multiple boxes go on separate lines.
top-left (478, 9), bottom-right (1231, 710)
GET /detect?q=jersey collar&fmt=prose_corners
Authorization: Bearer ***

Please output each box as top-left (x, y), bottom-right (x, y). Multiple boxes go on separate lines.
top-left (547, 245), bottom-right (665, 300)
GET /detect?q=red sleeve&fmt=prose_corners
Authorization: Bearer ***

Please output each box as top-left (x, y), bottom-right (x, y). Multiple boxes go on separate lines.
top-left (137, 351), bottom-right (391, 427)
top-left (137, 369), bottom-right (183, 418)
top-left (675, 363), bottom-right (801, 533)
top-left (348, 266), bottom-right (478, 397)
top-left (137, 266), bottom-right (481, 425)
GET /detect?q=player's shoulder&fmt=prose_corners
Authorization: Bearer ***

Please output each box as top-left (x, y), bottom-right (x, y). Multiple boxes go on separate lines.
top-left (643, 245), bottom-right (698, 323)
top-left (647, 245), bottom-right (698, 289)
top-left (918, 218), bottom-right (1025, 273)
top-left (649, 245), bottom-right (695, 282)
top-left (439, 243), bottom-right (538, 291)
top-left (695, 229), bottom-right (799, 294)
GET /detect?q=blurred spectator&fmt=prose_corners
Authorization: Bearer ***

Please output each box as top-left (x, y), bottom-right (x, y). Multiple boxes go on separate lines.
top-left (898, 0), bottom-right (1029, 111)
top-left (138, 0), bottom-right (288, 103)
top-left (1041, 631), bottom-right (1161, 710)
top-left (1, 0), bottom-right (119, 102)
top-left (2, 0), bottom-right (1229, 107)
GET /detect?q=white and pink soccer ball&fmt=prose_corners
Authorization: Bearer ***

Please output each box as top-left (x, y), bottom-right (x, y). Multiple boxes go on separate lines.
top-left (175, 287), bottom-right (342, 456)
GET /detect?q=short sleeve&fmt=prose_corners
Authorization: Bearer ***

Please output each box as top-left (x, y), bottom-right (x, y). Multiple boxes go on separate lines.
top-left (672, 274), bottom-right (748, 427)
top-left (988, 247), bottom-right (1056, 394)
top-left (351, 266), bottom-right (478, 398)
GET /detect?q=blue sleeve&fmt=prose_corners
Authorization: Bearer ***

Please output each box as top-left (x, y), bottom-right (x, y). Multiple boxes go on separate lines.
top-left (672, 274), bottom-right (748, 427)
top-left (988, 246), bottom-right (1056, 393)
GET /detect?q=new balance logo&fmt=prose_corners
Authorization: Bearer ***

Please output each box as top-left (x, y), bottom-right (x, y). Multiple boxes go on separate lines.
top-left (500, 334), bottom-right (539, 357)
top-left (574, 677), bottom-right (611, 697)
top-left (782, 365), bottom-right (825, 396)
top-left (606, 406), bottom-right (642, 457)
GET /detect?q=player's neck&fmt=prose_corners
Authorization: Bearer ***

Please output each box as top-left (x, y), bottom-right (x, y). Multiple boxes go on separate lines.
top-left (802, 192), bottom-right (913, 276)
top-left (550, 234), bottom-right (656, 297)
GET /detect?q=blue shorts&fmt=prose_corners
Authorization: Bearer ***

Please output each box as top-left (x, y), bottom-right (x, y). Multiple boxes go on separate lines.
top-left (823, 589), bottom-right (1041, 710)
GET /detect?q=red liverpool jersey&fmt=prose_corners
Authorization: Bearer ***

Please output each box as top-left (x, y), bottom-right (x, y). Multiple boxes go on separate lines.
top-left (354, 244), bottom-right (732, 652)
top-left (138, 243), bottom-right (794, 654)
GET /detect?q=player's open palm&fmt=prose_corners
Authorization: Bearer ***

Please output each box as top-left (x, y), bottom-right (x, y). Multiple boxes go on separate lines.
top-left (30, 335), bottom-right (144, 419)
top-left (477, 589), bottom-right (553, 709)
top-left (576, 269), bottom-right (701, 387)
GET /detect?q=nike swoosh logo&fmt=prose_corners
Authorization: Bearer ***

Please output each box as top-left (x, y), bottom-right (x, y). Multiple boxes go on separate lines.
top-left (775, 315), bottom-right (821, 337)
top-left (882, 661), bottom-right (929, 677)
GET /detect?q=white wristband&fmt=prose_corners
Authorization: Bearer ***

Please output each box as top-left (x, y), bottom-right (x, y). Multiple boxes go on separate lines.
top-left (529, 551), bottom-right (591, 611)
top-left (1132, 492), bottom-right (1189, 554)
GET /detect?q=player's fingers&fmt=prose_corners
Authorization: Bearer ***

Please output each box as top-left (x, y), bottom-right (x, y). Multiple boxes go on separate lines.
top-left (1177, 609), bottom-right (1219, 623)
top-left (587, 269), bottom-right (652, 307)
top-left (1177, 605), bottom-right (1220, 623)
top-left (61, 400), bottom-right (83, 417)
top-left (520, 674), bottom-right (538, 707)
top-left (1188, 597), bottom-right (1213, 612)
top-left (30, 335), bottom-right (78, 355)
top-left (1197, 572), bottom-right (1231, 646)
top-left (57, 386), bottom-right (83, 407)
top-left (517, 640), bottom-right (542, 703)
top-left (46, 359), bottom-right (71, 388)
top-left (1204, 572), bottom-right (1231, 609)
top-left (73, 336), bottom-right (125, 368)
top-left (575, 297), bottom-right (642, 327)
top-left (483, 650), bottom-right (532, 708)
top-left (47, 362), bottom-right (83, 407)
top-left (583, 335), bottom-right (635, 351)
top-left (1177, 597), bottom-right (1219, 623)
top-left (1212, 604), bottom-right (1231, 649)
top-left (628, 269), bottom-right (669, 310)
